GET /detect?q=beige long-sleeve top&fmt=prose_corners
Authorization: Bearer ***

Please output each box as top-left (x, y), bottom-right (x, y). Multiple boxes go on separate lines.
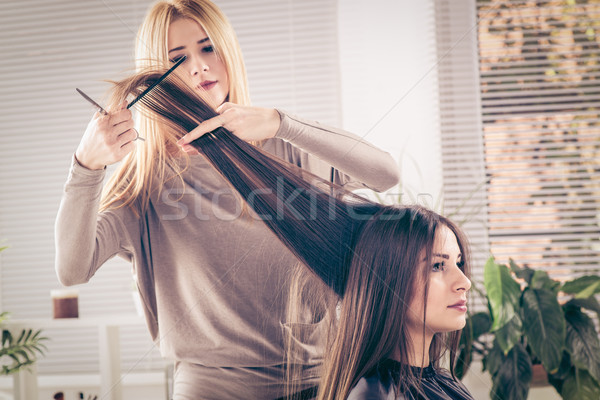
top-left (55, 111), bottom-right (399, 369)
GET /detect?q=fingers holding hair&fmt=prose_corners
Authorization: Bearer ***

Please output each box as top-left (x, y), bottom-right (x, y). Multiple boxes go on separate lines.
top-left (177, 113), bottom-right (226, 146)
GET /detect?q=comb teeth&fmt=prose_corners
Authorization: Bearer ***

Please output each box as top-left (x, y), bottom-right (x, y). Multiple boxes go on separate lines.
top-left (127, 55), bottom-right (187, 110)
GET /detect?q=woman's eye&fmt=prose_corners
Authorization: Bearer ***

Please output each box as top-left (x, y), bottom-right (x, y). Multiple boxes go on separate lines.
top-left (432, 262), bottom-right (444, 272)
top-left (202, 45), bottom-right (214, 53)
top-left (457, 260), bottom-right (465, 269)
top-left (170, 55), bottom-right (186, 63)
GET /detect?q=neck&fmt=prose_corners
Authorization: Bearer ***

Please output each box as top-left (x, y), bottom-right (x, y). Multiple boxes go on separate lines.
top-left (392, 328), bottom-right (433, 368)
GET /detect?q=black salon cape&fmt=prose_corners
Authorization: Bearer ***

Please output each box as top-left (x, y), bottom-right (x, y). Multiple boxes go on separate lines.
top-left (347, 359), bottom-right (474, 400)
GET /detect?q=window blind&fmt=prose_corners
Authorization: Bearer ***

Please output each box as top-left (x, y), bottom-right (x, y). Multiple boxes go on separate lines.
top-left (436, 0), bottom-right (600, 285)
top-left (434, 0), bottom-right (491, 292)
top-left (475, 0), bottom-right (600, 279)
top-left (0, 0), bottom-right (340, 375)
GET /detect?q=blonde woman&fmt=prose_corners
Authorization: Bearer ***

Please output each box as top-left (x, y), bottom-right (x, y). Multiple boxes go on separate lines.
top-left (55, 0), bottom-right (399, 398)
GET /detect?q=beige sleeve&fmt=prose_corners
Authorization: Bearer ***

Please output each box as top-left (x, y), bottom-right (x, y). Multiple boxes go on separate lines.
top-left (269, 110), bottom-right (400, 192)
top-left (54, 156), bottom-right (133, 286)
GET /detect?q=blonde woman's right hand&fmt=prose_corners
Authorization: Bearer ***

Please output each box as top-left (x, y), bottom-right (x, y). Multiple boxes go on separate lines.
top-left (75, 101), bottom-right (137, 170)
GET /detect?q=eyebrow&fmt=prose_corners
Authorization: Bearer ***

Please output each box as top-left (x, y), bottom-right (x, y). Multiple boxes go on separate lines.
top-left (432, 253), bottom-right (463, 260)
top-left (422, 253), bottom-right (463, 262)
top-left (168, 37), bottom-right (210, 54)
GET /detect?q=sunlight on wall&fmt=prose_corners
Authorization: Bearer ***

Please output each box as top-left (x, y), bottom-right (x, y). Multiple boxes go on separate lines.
top-left (338, 0), bottom-right (442, 206)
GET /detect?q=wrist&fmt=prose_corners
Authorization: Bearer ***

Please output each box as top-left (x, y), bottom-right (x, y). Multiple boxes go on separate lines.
top-left (270, 109), bottom-right (284, 138)
top-left (74, 151), bottom-right (105, 170)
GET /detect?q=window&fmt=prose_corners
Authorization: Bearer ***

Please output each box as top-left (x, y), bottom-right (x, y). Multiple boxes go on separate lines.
top-left (437, 0), bottom-right (600, 287)
top-left (477, 0), bottom-right (600, 279)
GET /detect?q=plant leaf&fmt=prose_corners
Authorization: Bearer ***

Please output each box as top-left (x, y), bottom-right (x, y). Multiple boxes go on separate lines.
top-left (471, 311), bottom-right (492, 339)
top-left (456, 311), bottom-right (492, 379)
top-left (561, 276), bottom-right (600, 299)
top-left (561, 369), bottom-right (600, 400)
top-left (509, 258), bottom-right (534, 285)
top-left (565, 297), bottom-right (600, 322)
top-left (490, 342), bottom-right (532, 400)
top-left (16, 330), bottom-right (26, 345)
top-left (484, 257), bottom-right (522, 331)
top-left (23, 329), bottom-right (32, 343)
top-left (494, 314), bottom-right (522, 355)
top-left (483, 339), bottom-right (504, 376)
top-left (2, 330), bottom-right (12, 348)
top-left (14, 349), bottom-right (29, 361)
top-left (456, 313), bottom-right (474, 380)
top-left (564, 306), bottom-right (600, 382)
top-left (547, 351), bottom-right (573, 393)
top-left (7, 353), bottom-right (20, 363)
top-left (0, 312), bottom-right (10, 324)
top-left (522, 287), bottom-right (566, 373)
top-left (0, 327), bottom-right (48, 376)
top-left (455, 344), bottom-right (470, 380)
top-left (530, 270), bottom-right (560, 293)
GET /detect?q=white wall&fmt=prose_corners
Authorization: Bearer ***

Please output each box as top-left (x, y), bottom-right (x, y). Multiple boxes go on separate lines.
top-left (338, 0), bottom-right (442, 206)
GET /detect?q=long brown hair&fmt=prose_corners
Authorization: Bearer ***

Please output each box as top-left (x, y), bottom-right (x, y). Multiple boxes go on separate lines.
top-left (109, 69), bottom-right (471, 399)
top-left (318, 207), bottom-right (470, 399)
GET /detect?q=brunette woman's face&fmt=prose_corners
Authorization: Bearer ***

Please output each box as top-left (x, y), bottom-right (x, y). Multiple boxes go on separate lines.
top-left (167, 18), bottom-right (229, 107)
top-left (406, 225), bottom-right (471, 338)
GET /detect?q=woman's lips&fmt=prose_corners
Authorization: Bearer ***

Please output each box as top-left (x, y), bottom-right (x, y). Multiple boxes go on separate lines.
top-left (448, 300), bottom-right (467, 312)
top-left (199, 81), bottom-right (217, 90)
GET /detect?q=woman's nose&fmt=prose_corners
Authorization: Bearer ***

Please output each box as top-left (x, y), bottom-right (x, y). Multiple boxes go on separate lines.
top-left (454, 267), bottom-right (471, 292)
top-left (189, 57), bottom-right (209, 76)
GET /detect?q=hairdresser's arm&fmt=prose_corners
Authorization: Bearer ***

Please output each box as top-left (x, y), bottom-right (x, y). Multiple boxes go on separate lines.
top-left (54, 157), bottom-right (133, 286)
top-left (55, 159), bottom-right (101, 285)
top-left (272, 111), bottom-right (400, 192)
top-left (178, 103), bottom-right (400, 192)
top-left (56, 105), bottom-right (137, 285)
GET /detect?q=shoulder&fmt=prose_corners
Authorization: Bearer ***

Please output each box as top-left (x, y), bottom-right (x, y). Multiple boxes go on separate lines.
top-left (347, 373), bottom-right (397, 400)
top-left (425, 368), bottom-right (475, 400)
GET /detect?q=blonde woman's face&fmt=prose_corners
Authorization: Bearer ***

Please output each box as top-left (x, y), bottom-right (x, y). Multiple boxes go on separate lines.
top-left (406, 225), bottom-right (471, 339)
top-left (167, 18), bottom-right (229, 107)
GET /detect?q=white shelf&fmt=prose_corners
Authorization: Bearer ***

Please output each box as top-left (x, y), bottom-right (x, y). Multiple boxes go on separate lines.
top-left (1, 316), bottom-right (147, 400)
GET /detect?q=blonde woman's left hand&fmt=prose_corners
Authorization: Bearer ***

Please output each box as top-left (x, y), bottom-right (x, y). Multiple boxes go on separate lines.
top-left (177, 103), bottom-right (281, 153)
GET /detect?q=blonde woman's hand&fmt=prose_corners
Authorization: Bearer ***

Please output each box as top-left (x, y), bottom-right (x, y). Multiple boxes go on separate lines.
top-left (177, 103), bottom-right (281, 153)
top-left (75, 101), bottom-right (137, 170)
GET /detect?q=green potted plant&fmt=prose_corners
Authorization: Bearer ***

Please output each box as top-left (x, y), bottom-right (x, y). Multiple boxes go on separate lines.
top-left (0, 244), bottom-right (48, 375)
top-left (456, 256), bottom-right (600, 400)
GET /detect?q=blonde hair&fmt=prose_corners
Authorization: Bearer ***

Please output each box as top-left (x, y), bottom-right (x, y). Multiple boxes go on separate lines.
top-left (101, 0), bottom-right (250, 212)
top-left (284, 265), bottom-right (337, 399)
